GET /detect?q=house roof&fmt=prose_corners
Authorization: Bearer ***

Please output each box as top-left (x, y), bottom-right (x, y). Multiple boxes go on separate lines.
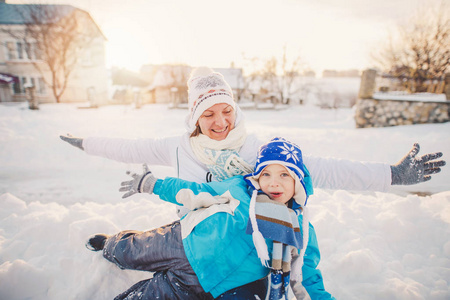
top-left (0, 3), bottom-right (76, 25)
top-left (0, 3), bottom-right (106, 40)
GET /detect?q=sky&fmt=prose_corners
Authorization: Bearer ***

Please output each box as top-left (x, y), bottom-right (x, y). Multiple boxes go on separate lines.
top-left (7, 0), bottom-right (447, 74)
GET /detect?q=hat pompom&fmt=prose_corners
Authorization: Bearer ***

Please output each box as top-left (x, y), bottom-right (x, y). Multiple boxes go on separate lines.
top-left (249, 189), bottom-right (270, 266)
top-left (189, 67), bottom-right (214, 80)
top-left (253, 230), bottom-right (270, 267)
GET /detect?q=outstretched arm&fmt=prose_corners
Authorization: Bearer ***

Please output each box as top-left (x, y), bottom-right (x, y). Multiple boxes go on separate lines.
top-left (391, 143), bottom-right (445, 185)
top-left (303, 143), bottom-right (445, 192)
top-left (60, 134), bottom-right (176, 166)
top-left (119, 164), bottom-right (224, 209)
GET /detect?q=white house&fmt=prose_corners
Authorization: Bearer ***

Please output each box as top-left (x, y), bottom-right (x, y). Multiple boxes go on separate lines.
top-left (0, 1), bottom-right (109, 104)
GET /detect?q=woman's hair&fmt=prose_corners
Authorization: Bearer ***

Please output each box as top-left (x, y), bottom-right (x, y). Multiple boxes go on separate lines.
top-left (190, 124), bottom-right (202, 138)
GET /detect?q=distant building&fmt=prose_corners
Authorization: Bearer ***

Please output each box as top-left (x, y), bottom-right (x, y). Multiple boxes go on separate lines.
top-left (0, 1), bottom-right (108, 104)
top-left (322, 70), bottom-right (338, 78)
top-left (139, 65), bottom-right (244, 104)
top-left (303, 70), bottom-right (316, 78)
top-left (322, 69), bottom-right (360, 78)
top-left (214, 68), bottom-right (245, 101)
top-left (140, 64), bottom-right (190, 105)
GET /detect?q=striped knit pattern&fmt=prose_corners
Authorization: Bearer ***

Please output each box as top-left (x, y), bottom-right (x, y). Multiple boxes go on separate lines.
top-left (246, 194), bottom-right (302, 250)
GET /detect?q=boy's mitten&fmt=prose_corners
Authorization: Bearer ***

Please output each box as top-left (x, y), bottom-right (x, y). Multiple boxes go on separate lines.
top-left (86, 233), bottom-right (110, 251)
top-left (60, 133), bottom-right (84, 150)
top-left (391, 143), bottom-right (445, 185)
top-left (120, 164), bottom-right (157, 198)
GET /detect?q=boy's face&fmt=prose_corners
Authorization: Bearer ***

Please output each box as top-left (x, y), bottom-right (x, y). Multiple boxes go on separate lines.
top-left (258, 164), bottom-right (295, 204)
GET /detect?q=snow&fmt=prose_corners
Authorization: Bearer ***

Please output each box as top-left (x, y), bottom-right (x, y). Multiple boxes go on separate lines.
top-left (373, 92), bottom-right (448, 102)
top-left (0, 102), bottom-right (449, 299)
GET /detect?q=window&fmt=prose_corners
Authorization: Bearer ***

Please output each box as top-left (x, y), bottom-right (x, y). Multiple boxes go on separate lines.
top-left (17, 42), bottom-right (24, 59)
top-left (24, 42), bottom-right (32, 60)
top-left (12, 76), bottom-right (46, 95)
top-left (5, 40), bottom-right (41, 61)
top-left (25, 42), bottom-right (41, 60)
top-left (12, 81), bottom-right (21, 94)
top-left (6, 41), bottom-right (17, 60)
top-left (20, 77), bottom-right (27, 93)
top-left (12, 77), bottom-right (26, 95)
top-left (33, 44), bottom-right (42, 60)
top-left (37, 78), bottom-right (46, 94)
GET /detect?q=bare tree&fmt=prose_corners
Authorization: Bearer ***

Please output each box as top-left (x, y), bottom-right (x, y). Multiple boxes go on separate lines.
top-left (279, 46), bottom-right (304, 104)
top-left (261, 56), bottom-right (279, 103)
top-left (255, 46), bottom-right (305, 105)
top-left (5, 5), bottom-right (99, 102)
top-left (372, 2), bottom-right (450, 92)
top-left (240, 54), bottom-right (264, 102)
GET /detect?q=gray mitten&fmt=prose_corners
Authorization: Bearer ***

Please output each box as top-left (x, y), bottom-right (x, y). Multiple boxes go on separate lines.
top-left (391, 143), bottom-right (445, 185)
top-left (120, 164), bottom-right (157, 198)
top-left (60, 133), bottom-right (84, 150)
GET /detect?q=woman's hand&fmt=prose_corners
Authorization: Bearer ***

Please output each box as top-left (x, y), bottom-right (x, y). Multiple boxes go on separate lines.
top-left (60, 133), bottom-right (84, 150)
top-left (391, 143), bottom-right (445, 185)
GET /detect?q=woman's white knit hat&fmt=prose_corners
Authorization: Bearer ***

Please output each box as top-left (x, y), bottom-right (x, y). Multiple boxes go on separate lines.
top-left (186, 67), bottom-right (235, 133)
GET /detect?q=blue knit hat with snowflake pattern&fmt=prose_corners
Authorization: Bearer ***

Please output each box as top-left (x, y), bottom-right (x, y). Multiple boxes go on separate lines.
top-left (244, 137), bottom-right (313, 206)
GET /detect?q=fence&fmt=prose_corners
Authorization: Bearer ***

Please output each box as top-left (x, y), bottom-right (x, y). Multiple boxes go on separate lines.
top-left (354, 69), bottom-right (450, 128)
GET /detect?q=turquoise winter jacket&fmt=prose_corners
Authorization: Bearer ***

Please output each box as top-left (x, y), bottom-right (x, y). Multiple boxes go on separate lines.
top-left (153, 175), bottom-right (334, 299)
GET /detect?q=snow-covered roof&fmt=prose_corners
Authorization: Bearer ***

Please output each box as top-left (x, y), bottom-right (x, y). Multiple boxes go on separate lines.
top-left (0, 3), bottom-right (76, 25)
top-left (0, 2), bottom-right (106, 40)
top-left (373, 92), bottom-right (448, 102)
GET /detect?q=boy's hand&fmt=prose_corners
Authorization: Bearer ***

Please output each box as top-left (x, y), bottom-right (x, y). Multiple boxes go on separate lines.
top-left (60, 133), bottom-right (84, 150)
top-left (120, 164), bottom-right (157, 198)
top-left (391, 143), bottom-right (445, 185)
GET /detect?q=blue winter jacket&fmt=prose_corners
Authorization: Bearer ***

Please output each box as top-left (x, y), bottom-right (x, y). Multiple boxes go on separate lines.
top-left (153, 175), bottom-right (334, 299)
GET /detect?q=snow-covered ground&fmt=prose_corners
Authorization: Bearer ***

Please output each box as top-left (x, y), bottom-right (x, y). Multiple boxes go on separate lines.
top-left (0, 102), bottom-right (449, 300)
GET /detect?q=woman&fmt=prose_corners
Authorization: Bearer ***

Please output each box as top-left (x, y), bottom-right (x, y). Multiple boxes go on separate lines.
top-left (60, 67), bottom-right (445, 298)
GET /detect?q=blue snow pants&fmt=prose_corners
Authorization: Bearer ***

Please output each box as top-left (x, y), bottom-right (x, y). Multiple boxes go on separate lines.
top-left (103, 221), bottom-right (213, 300)
top-left (103, 220), bottom-right (268, 300)
top-left (216, 277), bottom-right (268, 300)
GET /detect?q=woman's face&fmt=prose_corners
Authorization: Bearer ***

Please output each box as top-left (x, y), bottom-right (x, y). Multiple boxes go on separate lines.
top-left (197, 103), bottom-right (236, 140)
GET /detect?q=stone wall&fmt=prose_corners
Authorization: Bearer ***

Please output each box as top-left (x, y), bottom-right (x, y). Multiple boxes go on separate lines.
top-left (354, 98), bottom-right (450, 128)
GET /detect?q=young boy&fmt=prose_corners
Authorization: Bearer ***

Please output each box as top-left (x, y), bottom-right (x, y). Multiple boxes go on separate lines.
top-left (87, 137), bottom-right (334, 300)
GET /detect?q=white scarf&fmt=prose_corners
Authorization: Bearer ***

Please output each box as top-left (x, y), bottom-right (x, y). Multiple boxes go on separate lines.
top-left (190, 121), bottom-right (253, 181)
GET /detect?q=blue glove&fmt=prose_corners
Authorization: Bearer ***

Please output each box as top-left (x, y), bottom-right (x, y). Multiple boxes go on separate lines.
top-left (391, 143), bottom-right (445, 185)
top-left (60, 133), bottom-right (84, 150)
top-left (119, 164), bottom-right (157, 198)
